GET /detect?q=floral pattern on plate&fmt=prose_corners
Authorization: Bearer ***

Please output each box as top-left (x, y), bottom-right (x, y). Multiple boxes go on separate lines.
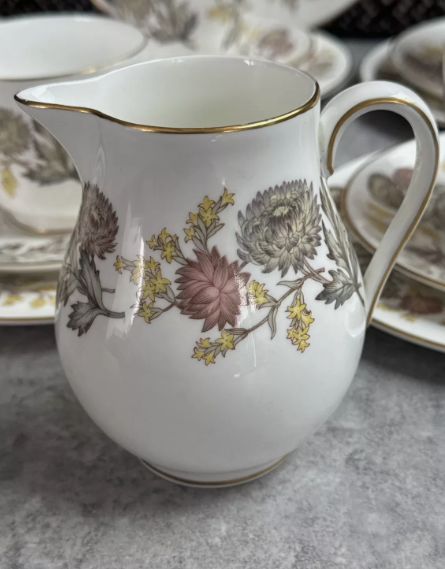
top-left (0, 108), bottom-right (77, 195)
top-left (0, 277), bottom-right (56, 324)
top-left (331, 150), bottom-right (445, 353)
top-left (343, 136), bottom-right (445, 293)
top-left (332, 185), bottom-right (445, 321)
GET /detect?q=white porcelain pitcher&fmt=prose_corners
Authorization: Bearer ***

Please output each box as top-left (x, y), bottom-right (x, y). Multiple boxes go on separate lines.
top-left (16, 56), bottom-right (439, 487)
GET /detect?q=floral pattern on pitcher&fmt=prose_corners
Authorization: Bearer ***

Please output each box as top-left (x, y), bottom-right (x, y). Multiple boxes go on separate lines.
top-left (57, 183), bottom-right (124, 335)
top-left (51, 179), bottom-right (363, 362)
top-left (0, 108), bottom-right (77, 196)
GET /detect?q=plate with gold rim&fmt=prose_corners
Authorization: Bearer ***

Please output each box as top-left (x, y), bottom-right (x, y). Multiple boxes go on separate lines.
top-left (342, 134), bottom-right (445, 294)
top-left (330, 154), bottom-right (445, 354)
top-left (0, 274), bottom-right (56, 325)
top-left (0, 208), bottom-right (69, 274)
top-left (359, 40), bottom-right (445, 128)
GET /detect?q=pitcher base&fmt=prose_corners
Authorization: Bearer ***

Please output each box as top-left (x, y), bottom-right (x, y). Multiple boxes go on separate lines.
top-left (140, 455), bottom-right (287, 488)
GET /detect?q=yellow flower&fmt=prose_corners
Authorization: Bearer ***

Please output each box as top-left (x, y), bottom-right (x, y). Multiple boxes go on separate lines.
top-left (138, 301), bottom-right (155, 324)
top-left (198, 338), bottom-right (212, 348)
top-left (146, 235), bottom-right (157, 249)
top-left (221, 187), bottom-right (235, 205)
top-left (140, 280), bottom-right (156, 302)
top-left (184, 226), bottom-right (195, 242)
top-left (293, 327), bottom-right (310, 353)
top-left (161, 241), bottom-right (176, 263)
top-left (204, 351), bottom-right (216, 366)
top-left (199, 207), bottom-right (219, 228)
top-left (131, 256), bottom-right (150, 285)
top-left (249, 281), bottom-right (269, 306)
top-left (150, 270), bottom-right (171, 293)
top-left (301, 310), bottom-right (315, 328)
top-left (200, 196), bottom-right (215, 210)
top-left (216, 330), bottom-right (234, 351)
top-left (3, 294), bottom-right (22, 306)
top-left (30, 297), bottom-right (46, 309)
top-left (208, 6), bottom-right (232, 23)
top-left (114, 255), bottom-right (125, 274)
top-left (287, 300), bottom-right (307, 321)
top-left (1, 167), bottom-right (17, 197)
top-left (159, 228), bottom-right (170, 242)
top-left (192, 348), bottom-right (205, 361)
top-left (147, 256), bottom-right (159, 273)
top-left (187, 212), bottom-right (199, 225)
top-left (287, 328), bottom-right (299, 341)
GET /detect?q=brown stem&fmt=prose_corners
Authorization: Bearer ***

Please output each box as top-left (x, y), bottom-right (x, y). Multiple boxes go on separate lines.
top-left (304, 259), bottom-right (330, 284)
top-left (238, 260), bottom-right (249, 271)
top-left (234, 274), bottom-right (314, 336)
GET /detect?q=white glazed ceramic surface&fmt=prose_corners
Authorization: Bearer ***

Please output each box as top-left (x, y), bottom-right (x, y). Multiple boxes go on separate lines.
top-left (130, 31), bottom-right (351, 100)
top-left (0, 14), bottom-right (146, 233)
top-left (331, 155), bottom-right (445, 354)
top-left (390, 17), bottom-right (445, 100)
top-left (16, 57), bottom-right (439, 486)
top-left (360, 40), bottom-right (445, 128)
top-left (90, 0), bottom-right (359, 32)
top-left (343, 136), bottom-right (445, 294)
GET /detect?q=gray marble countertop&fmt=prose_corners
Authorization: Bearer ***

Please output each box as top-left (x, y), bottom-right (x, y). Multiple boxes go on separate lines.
top-left (1, 41), bottom-right (445, 569)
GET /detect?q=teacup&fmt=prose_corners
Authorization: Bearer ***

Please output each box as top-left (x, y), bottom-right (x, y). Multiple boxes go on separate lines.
top-left (0, 14), bottom-right (145, 233)
top-left (17, 57), bottom-right (438, 486)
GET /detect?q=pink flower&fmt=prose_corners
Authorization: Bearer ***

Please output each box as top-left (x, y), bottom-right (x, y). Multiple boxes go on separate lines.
top-left (175, 247), bottom-right (250, 332)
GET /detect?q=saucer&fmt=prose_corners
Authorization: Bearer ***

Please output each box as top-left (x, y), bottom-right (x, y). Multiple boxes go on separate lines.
top-left (331, 156), bottom-right (445, 354)
top-left (390, 17), bottom-right (445, 100)
top-left (0, 274), bottom-right (56, 325)
top-left (0, 208), bottom-right (69, 274)
top-left (360, 40), bottom-right (445, 128)
top-left (299, 32), bottom-right (352, 99)
top-left (342, 133), bottom-right (445, 293)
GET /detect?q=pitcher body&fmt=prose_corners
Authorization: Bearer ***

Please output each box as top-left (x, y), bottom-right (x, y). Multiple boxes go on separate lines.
top-left (17, 56), bottom-right (438, 486)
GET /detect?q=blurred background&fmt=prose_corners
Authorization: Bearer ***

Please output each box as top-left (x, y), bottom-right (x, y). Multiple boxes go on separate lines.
top-left (2, 0), bottom-right (445, 37)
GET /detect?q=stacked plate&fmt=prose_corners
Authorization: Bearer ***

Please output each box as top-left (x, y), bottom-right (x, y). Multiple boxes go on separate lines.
top-left (92, 0), bottom-right (354, 100)
top-left (0, 212), bottom-right (61, 325)
top-left (360, 18), bottom-right (445, 126)
top-left (335, 132), bottom-right (445, 353)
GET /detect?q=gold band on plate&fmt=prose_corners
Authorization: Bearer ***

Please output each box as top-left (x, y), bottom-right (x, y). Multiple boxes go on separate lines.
top-left (15, 83), bottom-right (320, 135)
top-left (141, 455), bottom-right (287, 486)
top-left (329, 97), bottom-right (439, 327)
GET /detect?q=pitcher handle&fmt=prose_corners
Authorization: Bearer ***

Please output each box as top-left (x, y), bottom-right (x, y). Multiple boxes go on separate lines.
top-left (319, 81), bottom-right (440, 327)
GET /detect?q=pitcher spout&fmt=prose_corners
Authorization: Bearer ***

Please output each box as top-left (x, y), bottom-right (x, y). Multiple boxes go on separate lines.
top-left (15, 80), bottom-right (102, 184)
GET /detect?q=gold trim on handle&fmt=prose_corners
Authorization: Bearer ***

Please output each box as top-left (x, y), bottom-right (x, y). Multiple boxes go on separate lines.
top-left (327, 97), bottom-right (437, 175)
top-left (337, 115), bottom-right (439, 327)
top-left (15, 83), bottom-right (320, 135)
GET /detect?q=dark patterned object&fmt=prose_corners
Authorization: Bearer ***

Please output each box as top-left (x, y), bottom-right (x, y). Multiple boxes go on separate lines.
top-left (326, 0), bottom-right (445, 38)
top-left (0, 0), bottom-right (94, 16)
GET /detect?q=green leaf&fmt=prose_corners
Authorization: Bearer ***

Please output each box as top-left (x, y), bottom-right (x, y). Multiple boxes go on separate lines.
top-left (267, 306), bottom-right (279, 339)
top-left (322, 220), bottom-right (349, 271)
top-left (207, 222), bottom-right (224, 239)
top-left (277, 279), bottom-right (302, 290)
top-left (67, 301), bottom-right (107, 336)
top-left (78, 249), bottom-right (105, 310)
top-left (316, 269), bottom-right (356, 309)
